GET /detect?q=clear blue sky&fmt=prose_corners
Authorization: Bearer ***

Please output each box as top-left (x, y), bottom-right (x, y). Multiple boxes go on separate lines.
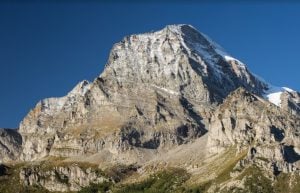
top-left (0, 1), bottom-right (300, 128)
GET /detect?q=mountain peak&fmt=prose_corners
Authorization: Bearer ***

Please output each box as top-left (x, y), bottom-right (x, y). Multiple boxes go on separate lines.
top-left (103, 24), bottom-right (299, 110)
top-left (165, 24), bottom-right (196, 33)
top-left (102, 24), bottom-right (267, 103)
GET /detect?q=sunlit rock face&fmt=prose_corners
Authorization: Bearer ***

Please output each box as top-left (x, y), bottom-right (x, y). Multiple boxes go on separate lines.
top-left (20, 164), bottom-right (109, 192)
top-left (0, 25), bottom-right (297, 184)
top-left (207, 88), bottom-right (300, 174)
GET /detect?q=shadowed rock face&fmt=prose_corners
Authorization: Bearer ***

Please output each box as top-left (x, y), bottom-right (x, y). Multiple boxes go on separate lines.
top-left (0, 128), bottom-right (22, 162)
top-left (0, 164), bottom-right (9, 176)
top-left (281, 91), bottom-right (300, 115)
top-left (283, 145), bottom-right (300, 164)
top-left (270, 126), bottom-right (285, 142)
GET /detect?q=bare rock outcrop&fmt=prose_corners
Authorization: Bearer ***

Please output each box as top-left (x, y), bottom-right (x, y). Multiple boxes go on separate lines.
top-left (207, 88), bottom-right (300, 174)
top-left (281, 90), bottom-right (300, 115)
top-left (0, 128), bottom-right (22, 162)
top-left (20, 164), bottom-right (109, 192)
top-left (18, 25), bottom-right (270, 163)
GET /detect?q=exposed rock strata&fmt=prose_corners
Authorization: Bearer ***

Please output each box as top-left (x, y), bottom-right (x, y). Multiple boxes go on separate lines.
top-left (0, 128), bottom-right (22, 162)
top-left (20, 164), bottom-right (109, 192)
top-left (18, 25), bottom-right (270, 162)
top-left (207, 88), bottom-right (300, 174)
top-left (0, 24), bottom-right (299, 192)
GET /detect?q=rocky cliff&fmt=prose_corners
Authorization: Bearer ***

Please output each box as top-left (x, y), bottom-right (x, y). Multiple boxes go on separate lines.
top-left (18, 24), bottom-right (270, 162)
top-left (0, 128), bottom-right (22, 162)
top-left (1, 24), bottom-right (300, 192)
top-left (207, 88), bottom-right (300, 173)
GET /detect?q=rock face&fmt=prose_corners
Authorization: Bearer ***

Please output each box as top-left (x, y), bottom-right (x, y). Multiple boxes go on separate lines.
top-left (20, 164), bottom-right (109, 192)
top-left (264, 86), bottom-right (300, 115)
top-left (281, 90), bottom-right (300, 115)
top-left (1, 24), bottom-right (300, 192)
top-left (207, 88), bottom-right (300, 173)
top-left (0, 128), bottom-right (22, 162)
top-left (18, 24), bottom-right (270, 163)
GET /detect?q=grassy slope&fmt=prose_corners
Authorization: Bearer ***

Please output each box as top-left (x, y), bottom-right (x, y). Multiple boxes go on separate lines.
top-left (1, 165), bottom-right (300, 193)
top-left (1, 151), bottom-right (300, 193)
top-left (0, 163), bottom-right (59, 193)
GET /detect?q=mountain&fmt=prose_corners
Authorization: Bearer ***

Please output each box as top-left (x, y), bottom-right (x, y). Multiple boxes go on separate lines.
top-left (1, 24), bottom-right (300, 193)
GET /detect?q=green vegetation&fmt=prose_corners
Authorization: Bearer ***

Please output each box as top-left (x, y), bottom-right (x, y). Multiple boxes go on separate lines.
top-left (217, 166), bottom-right (273, 193)
top-left (0, 163), bottom-right (57, 193)
top-left (274, 172), bottom-right (300, 193)
top-left (210, 147), bottom-right (248, 185)
top-left (74, 168), bottom-right (214, 193)
top-left (2, 161), bottom-right (300, 193)
top-left (114, 168), bottom-right (190, 193)
top-left (242, 167), bottom-right (274, 193)
top-left (78, 182), bottom-right (113, 193)
top-left (103, 164), bottom-right (139, 182)
top-left (179, 182), bottom-right (212, 193)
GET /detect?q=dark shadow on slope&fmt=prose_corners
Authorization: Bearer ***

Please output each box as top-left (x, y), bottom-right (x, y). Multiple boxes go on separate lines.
top-left (120, 126), bottom-right (161, 150)
top-left (188, 57), bottom-right (226, 103)
top-left (179, 97), bottom-right (207, 137)
top-left (272, 163), bottom-right (281, 176)
top-left (0, 164), bottom-right (9, 176)
top-left (270, 126), bottom-right (285, 142)
top-left (142, 139), bottom-right (160, 149)
top-left (176, 125), bottom-right (189, 138)
top-left (0, 128), bottom-right (22, 145)
top-left (283, 145), bottom-right (300, 164)
top-left (120, 126), bottom-right (142, 147)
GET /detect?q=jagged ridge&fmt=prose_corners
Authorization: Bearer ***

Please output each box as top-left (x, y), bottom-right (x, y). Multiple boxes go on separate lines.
top-left (0, 24), bottom-right (300, 192)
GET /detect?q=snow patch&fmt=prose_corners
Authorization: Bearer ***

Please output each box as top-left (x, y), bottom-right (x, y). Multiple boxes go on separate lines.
top-left (264, 85), bottom-right (294, 107)
top-left (266, 91), bottom-right (283, 107)
top-left (282, 87), bottom-right (295, 92)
